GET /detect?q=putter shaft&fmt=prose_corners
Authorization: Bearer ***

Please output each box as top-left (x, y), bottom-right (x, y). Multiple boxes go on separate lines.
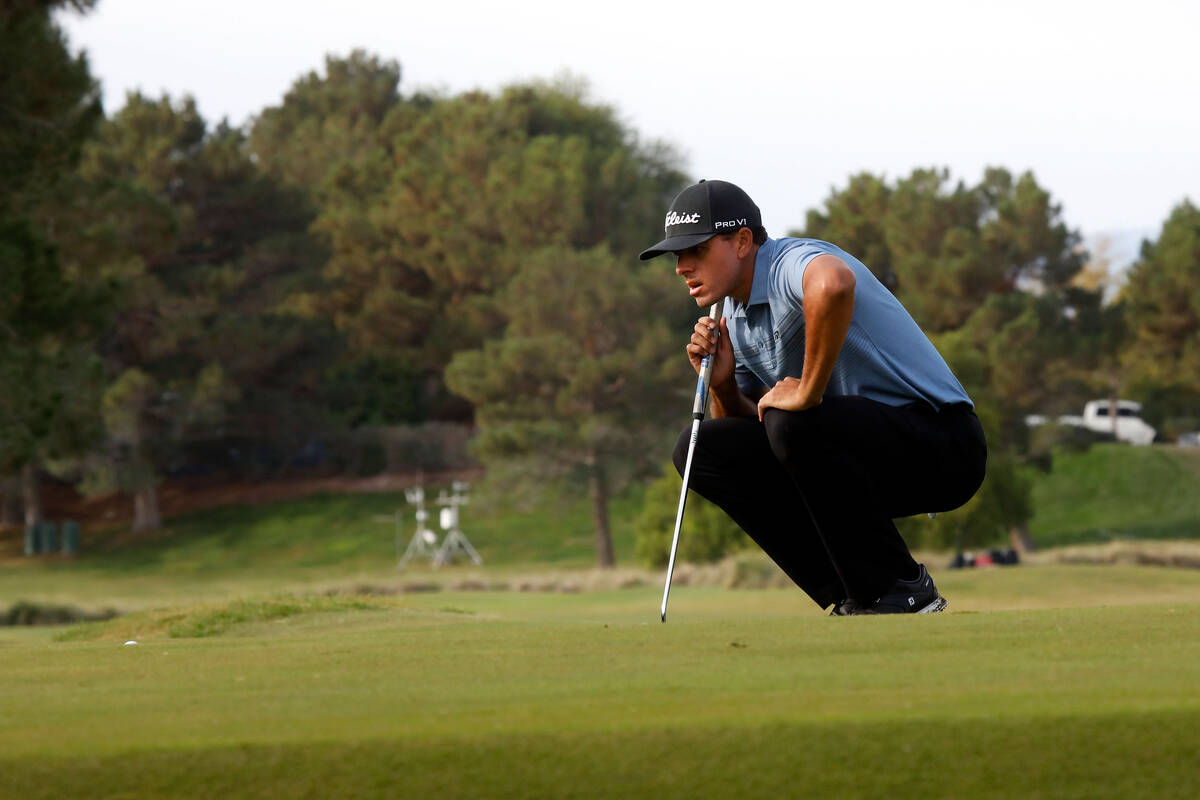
top-left (661, 419), bottom-right (699, 621)
top-left (661, 301), bottom-right (722, 622)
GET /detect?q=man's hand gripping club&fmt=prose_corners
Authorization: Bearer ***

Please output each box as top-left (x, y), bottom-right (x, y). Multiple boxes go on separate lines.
top-left (687, 314), bottom-right (758, 420)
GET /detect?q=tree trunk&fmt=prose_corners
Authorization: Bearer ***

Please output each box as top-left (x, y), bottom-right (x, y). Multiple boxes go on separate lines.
top-left (132, 484), bottom-right (162, 533)
top-left (1009, 524), bottom-right (1035, 553)
top-left (589, 459), bottom-right (615, 569)
top-left (21, 463), bottom-right (42, 529)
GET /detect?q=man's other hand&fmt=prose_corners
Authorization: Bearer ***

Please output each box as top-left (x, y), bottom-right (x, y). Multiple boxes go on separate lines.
top-left (757, 376), bottom-right (820, 420)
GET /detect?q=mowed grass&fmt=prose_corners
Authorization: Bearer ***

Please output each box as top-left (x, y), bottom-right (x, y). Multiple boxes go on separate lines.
top-left (2, 566), bottom-right (1199, 799)
top-left (2, 460), bottom-right (1199, 797)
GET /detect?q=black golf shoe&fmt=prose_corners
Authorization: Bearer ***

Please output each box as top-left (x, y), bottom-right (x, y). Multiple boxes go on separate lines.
top-left (868, 564), bottom-right (946, 613)
top-left (830, 564), bottom-right (947, 615)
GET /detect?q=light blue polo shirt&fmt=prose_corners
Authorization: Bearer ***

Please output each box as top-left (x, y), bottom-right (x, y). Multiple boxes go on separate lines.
top-left (725, 237), bottom-right (972, 410)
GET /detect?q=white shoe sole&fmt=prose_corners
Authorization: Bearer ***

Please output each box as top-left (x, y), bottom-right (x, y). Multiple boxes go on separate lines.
top-left (915, 596), bottom-right (948, 613)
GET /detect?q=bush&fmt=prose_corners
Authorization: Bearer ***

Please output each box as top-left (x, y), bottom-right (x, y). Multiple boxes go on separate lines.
top-left (634, 462), bottom-right (752, 567)
top-left (1160, 416), bottom-right (1200, 444)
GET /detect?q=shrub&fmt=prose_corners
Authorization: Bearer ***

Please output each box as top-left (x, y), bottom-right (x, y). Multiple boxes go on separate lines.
top-left (634, 462), bottom-right (751, 567)
top-left (1160, 416), bottom-right (1200, 444)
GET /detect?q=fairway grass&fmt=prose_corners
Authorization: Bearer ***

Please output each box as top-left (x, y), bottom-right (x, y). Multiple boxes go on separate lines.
top-left (2, 567), bottom-right (1199, 799)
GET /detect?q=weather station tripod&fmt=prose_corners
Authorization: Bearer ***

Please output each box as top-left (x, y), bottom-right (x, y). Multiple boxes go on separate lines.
top-left (432, 481), bottom-right (482, 567)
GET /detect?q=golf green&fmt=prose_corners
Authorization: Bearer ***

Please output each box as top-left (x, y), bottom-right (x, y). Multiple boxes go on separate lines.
top-left (1, 567), bottom-right (1197, 798)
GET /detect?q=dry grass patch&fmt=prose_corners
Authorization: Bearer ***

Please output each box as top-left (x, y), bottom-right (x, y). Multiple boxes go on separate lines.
top-left (1028, 538), bottom-right (1200, 569)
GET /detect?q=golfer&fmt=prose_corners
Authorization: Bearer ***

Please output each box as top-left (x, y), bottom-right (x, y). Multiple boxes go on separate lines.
top-left (640, 179), bottom-right (986, 614)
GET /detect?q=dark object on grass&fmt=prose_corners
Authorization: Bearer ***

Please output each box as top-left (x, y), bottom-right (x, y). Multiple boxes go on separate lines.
top-left (38, 521), bottom-right (58, 553)
top-left (1, 601), bottom-right (118, 626)
top-left (62, 520), bottom-right (79, 555)
top-left (22, 520), bottom-right (80, 556)
top-left (950, 549), bottom-right (1020, 569)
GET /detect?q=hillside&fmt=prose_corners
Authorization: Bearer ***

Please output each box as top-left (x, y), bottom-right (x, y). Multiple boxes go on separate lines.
top-left (1029, 443), bottom-right (1200, 546)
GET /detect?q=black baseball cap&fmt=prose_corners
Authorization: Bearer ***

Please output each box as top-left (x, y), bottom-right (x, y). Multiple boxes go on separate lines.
top-left (639, 179), bottom-right (762, 260)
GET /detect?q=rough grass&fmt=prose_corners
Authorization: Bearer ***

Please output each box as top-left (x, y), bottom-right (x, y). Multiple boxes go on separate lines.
top-left (1, 568), bottom-right (1199, 799)
top-left (1028, 538), bottom-right (1200, 569)
top-left (54, 594), bottom-right (389, 642)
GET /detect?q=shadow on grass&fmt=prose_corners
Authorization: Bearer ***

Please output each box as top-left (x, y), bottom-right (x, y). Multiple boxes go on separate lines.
top-left (3, 711), bottom-right (1196, 799)
top-left (1, 601), bottom-right (118, 627)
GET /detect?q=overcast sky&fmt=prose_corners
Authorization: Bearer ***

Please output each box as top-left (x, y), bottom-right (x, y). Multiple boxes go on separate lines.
top-left (59, 0), bottom-right (1199, 245)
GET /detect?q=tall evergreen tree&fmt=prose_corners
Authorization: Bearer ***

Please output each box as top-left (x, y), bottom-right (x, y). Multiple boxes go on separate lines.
top-left (1121, 199), bottom-right (1200, 434)
top-left (63, 93), bottom-right (329, 529)
top-left (286, 73), bottom-right (685, 420)
top-left (0, 0), bottom-right (101, 214)
top-left (250, 51), bottom-right (429, 426)
top-left (445, 245), bottom-right (690, 567)
top-left (0, 218), bottom-right (108, 527)
top-left (0, 0), bottom-right (105, 527)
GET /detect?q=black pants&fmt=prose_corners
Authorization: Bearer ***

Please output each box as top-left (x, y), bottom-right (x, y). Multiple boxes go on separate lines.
top-left (673, 396), bottom-right (987, 608)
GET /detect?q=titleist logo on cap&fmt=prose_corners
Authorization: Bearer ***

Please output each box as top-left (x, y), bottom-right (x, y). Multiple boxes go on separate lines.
top-left (665, 211), bottom-right (701, 227)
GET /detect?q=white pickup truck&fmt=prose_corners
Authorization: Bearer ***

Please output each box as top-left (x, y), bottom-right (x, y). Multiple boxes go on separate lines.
top-left (1025, 399), bottom-right (1157, 445)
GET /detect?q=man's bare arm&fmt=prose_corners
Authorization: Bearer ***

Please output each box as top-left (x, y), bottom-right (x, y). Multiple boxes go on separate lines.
top-left (710, 378), bottom-right (761, 419)
top-left (757, 255), bottom-right (856, 419)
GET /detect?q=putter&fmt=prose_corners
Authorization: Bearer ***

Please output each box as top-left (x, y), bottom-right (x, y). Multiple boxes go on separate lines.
top-left (661, 301), bottom-right (722, 622)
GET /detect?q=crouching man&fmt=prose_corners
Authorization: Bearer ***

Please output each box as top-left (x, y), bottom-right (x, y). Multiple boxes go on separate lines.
top-left (640, 179), bottom-right (986, 614)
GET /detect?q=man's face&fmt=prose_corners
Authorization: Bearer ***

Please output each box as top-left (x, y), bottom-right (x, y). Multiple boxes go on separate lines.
top-left (673, 234), bottom-right (742, 307)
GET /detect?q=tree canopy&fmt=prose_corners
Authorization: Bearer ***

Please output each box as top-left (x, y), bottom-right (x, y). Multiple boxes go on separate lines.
top-left (5, 29), bottom-right (1199, 562)
top-left (801, 167), bottom-right (1084, 332)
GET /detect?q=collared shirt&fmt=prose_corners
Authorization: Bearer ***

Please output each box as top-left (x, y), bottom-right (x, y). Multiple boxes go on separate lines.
top-left (724, 237), bottom-right (973, 410)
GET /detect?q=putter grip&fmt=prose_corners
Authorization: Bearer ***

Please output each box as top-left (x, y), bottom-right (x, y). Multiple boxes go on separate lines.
top-left (691, 302), bottom-right (722, 419)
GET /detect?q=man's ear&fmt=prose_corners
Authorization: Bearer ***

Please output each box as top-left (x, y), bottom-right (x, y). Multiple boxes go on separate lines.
top-left (736, 227), bottom-right (754, 257)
